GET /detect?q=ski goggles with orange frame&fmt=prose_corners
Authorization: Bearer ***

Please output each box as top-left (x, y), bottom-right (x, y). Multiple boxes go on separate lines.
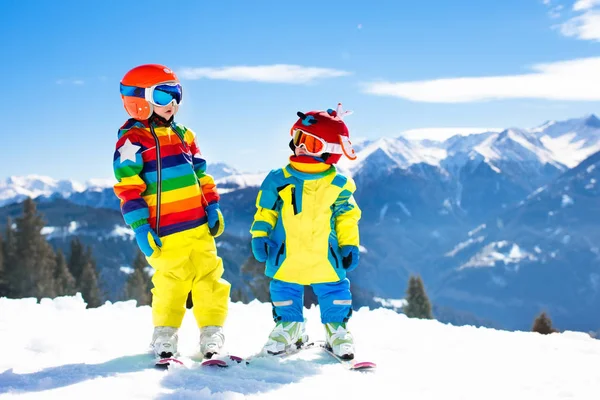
top-left (291, 129), bottom-right (357, 160)
top-left (120, 82), bottom-right (183, 107)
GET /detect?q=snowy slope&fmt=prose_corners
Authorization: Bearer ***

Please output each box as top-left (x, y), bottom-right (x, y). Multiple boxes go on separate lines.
top-left (531, 115), bottom-right (600, 168)
top-left (1, 296), bottom-right (600, 399)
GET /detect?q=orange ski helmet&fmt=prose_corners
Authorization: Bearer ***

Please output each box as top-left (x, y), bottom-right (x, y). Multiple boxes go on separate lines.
top-left (120, 64), bottom-right (181, 120)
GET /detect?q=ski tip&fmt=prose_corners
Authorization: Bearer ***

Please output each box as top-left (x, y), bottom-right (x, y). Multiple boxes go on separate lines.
top-left (351, 361), bottom-right (377, 370)
top-left (201, 358), bottom-right (229, 367)
top-left (154, 357), bottom-right (184, 370)
top-left (201, 354), bottom-right (244, 367)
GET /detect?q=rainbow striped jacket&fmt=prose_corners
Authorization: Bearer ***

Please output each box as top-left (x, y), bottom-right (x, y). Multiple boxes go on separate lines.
top-left (113, 118), bottom-right (219, 237)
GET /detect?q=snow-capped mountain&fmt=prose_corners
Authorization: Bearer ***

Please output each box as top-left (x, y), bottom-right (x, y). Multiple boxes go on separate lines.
top-left (208, 162), bottom-right (241, 180)
top-left (340, 114), bottom-right (600, 181)
top-left (436, 150), bottom-right (600, 331)
top-left (0, 163), bottom-right (243, 208)
top-left (0, 175), bottom-right (113, 207)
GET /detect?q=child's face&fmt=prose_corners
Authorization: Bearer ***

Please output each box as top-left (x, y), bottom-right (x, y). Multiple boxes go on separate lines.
top-left (295, 146), bottom-right (322, 158)
top-left (154, 102), bottom-right (178, 120)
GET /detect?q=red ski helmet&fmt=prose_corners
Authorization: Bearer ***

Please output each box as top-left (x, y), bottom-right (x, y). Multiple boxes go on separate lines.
top-left (290, 103), bottom-right (356, 164)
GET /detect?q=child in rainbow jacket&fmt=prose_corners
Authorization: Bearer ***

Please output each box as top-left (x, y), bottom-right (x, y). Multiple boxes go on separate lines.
top-left (113, 64), bottom-right (231, 360)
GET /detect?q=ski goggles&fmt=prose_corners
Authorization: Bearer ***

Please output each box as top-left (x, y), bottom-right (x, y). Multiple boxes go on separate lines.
top-left (120, 82), bottom-right (183, 106)
top-left (292, 129), bottom-right (338, 155)
top-left (291, 129), bottom-right (357, 160)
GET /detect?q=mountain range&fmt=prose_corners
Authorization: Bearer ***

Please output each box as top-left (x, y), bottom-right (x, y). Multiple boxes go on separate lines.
top-left (1, 114), bottom-right (600, 331)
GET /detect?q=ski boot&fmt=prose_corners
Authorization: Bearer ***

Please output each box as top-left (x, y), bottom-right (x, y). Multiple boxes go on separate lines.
top-left (200, 326), bottom-right (225, 359)
top-left (151, 326), bottom-right (179, 359)
top-left (324, 322), bottom-right (354, 360)
top-left (262, 320), bottom-right (309, 355)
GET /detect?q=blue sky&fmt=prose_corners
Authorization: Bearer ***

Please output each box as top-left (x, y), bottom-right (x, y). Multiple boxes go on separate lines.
top-left (2, 0), bottom-right (600, 182)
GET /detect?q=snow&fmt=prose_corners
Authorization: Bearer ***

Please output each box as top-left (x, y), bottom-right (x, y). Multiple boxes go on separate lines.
top-left (38, 223), bottom-right (79, 240)
top-left (445, 236), bottom-right (485, 257)
top-left (458, 242), bottom-right (537, 270)
top-left (539, 132), bottom-right (596, 168)
top-left (108, 225), bottom-right (135, 240)
top-left (561, 194), bottom-right (574, 207)
top-left (0, 175), bottom-right (113, 207)
top-left (120, 266), bottom-right (134, 274)
top-left (396, 201), bottom-right (411, 216)
top-left (215, 173), bottom-right (267, 194)
top-left (372, 297), bottom-right (407, 310)
top-left (468, 224), bottom-right (486, 237)
top-left (2, 296), bottom-right (600, 399)
top-left (585, 178), bottom-right (596, 189)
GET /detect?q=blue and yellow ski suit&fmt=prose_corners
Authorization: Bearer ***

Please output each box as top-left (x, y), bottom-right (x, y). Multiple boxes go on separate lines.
top-left (250, 160), bottom-right (361, 323)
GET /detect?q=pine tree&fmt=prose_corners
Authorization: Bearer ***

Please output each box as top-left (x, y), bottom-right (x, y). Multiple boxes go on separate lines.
top-left (68, 237), bottom-right (86, 287)
top-left (11, 198), bottom-right (57, 299)
top-left (403, 275), bottom-right (433, 319)
top-left (125, 250), bottom-right (152, 306)
top-left (2, 219), bottom-right (17, 297)
top-left (54, 249), bottom-right (76, 296)
top-left (240, 255), bottom-right (271, 302)
top-left (79, 257), bottom-right (102, 308)
top-left (532, 311), bottom-right (557, 334)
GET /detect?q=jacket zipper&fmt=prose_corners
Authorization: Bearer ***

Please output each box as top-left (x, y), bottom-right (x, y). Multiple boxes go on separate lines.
top-left (329, 245), bottom-right (339, 268)
top-left (149, 124), bottom-right (162, 236)
top-left (275, 242), bottom-right (285, 266)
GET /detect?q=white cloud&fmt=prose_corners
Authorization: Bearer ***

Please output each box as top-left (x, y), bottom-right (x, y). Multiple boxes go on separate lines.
top-left (362, 57), bottom-right (600, 103)
top-left (559, 9), bottom-right (600, 41)
top-left (400, 127), bottom-right (501, 141)
top-left (549, 5), bottom-right (564, 18)
top-left (573, 0), bottom-right (600, 10)
top-left (56, 79), bottom-right (84, 85)
top-left (542, 0), bottom-right (551, 4)
top-left (178, 64), bottom-right (351, 84)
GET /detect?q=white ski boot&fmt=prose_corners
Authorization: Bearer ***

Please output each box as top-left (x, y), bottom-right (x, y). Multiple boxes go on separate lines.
top-left (262, 320), bottom-right (308, 355)
top-left (200, 326), bottom-right (225, 358)
top-left (324, 322), bottom-right (354, 360)
top-left (151, 326), bottom-right (179, 359)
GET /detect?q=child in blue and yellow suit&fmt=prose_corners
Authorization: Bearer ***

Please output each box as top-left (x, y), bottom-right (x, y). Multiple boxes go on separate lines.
top-left (250, 104), bottom-right (361, 359)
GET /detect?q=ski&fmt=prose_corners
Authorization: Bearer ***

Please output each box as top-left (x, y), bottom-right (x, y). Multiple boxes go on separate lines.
top-left (200, 354), bottom-right (244, 368)
top-left (319, 343), bottom-right (377, 371)
top-left (154, 357), bottom-right (185, 370)
top-left (201, 341), bottom-right (317, 367)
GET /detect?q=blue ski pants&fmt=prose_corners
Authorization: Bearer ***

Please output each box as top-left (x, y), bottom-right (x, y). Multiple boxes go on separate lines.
top-left (270, 278), bottom-right (352, 324)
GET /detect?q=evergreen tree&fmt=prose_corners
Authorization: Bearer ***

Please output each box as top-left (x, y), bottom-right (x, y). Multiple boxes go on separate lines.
top-left (125, 250), bottom-right (152, 306)
top-left (240, 255), bottom-right (271, 302)
top-left (2, 219), bottom-right (17, 297)
top-left (79, 257), bottom-right (102, 308)
top-left (11, 198), bottom-right (57, 299)
top-left (68, 237), bottom-right (86, 287)
top-left (54, 249), bottom-right (76, 296)
top-left (403, 275), bottom-right (433, 319)
top-left (532, 311), bottom-right (557, 334)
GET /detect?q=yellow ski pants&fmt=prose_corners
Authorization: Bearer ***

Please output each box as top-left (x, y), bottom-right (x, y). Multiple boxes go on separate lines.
top-left (146, 224), bottom-right (230, 328)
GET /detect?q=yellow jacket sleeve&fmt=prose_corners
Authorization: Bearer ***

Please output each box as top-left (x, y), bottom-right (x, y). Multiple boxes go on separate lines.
top-left (333, 177), bottom-right (361, 247)
top-left (250, 170), bottom-right (280, 238)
